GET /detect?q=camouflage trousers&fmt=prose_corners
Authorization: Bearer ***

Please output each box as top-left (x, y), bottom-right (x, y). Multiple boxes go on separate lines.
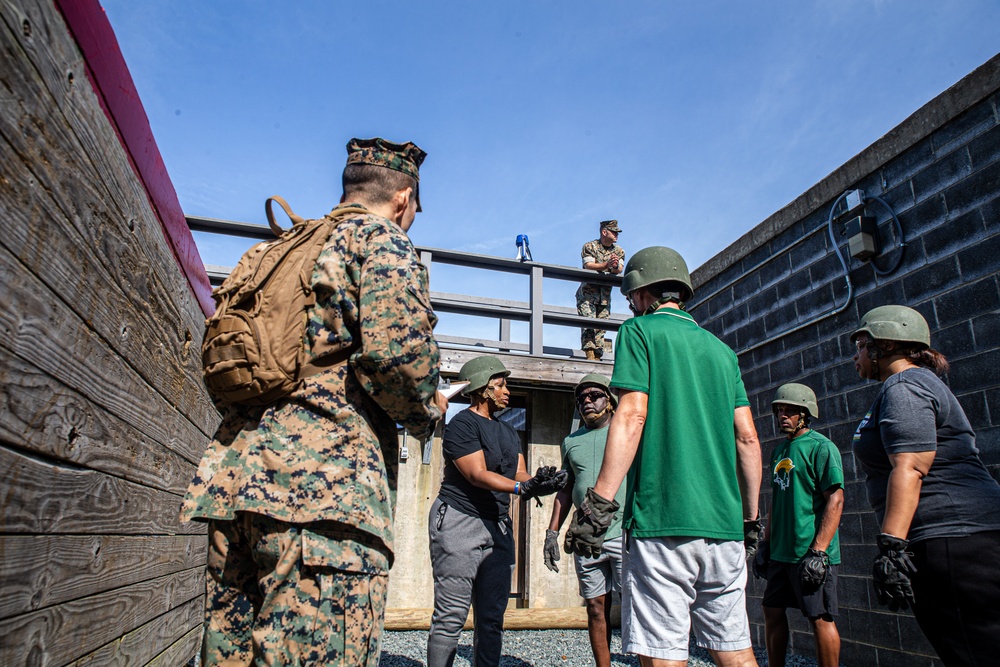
top-left (576, 284), bottom-right (612, 353)
top-left (202, 513), bottom-right (389, 666)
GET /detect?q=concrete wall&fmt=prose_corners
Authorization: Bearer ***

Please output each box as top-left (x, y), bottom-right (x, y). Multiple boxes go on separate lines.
top-left (526, 389), bottom-right (582, 610)
top-left (688, 54), bottom-right (1000, 666)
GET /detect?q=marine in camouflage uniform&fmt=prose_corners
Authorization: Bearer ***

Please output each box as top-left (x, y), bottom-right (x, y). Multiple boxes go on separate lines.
top-left (181, 137), bottom-right (443, 667)
top-left (576, 220), bottom-right (625, 359)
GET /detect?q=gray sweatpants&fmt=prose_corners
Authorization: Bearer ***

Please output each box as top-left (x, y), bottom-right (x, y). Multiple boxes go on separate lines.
top-left (427, 497), bottom-right (515, 667)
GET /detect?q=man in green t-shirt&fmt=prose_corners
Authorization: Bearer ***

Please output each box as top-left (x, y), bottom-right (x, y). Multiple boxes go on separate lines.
top-left (543, 374), bottom-right (626, 667)
top-left (564, 246), bottom-right (762, 667)
top-left (752, 383), bottom-right (844, 667)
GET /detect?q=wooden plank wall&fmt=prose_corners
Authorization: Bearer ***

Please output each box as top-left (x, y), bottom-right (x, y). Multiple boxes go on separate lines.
top-left (0, 0), bottom-right (218, 664)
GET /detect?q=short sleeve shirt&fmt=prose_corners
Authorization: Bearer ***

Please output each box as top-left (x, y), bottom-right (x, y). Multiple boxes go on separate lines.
top-left (611, 308), bottom-right (749, 540)
top-left (438, 409), bottom-right (521, 520)
top-left (561, 424), bottom-right (627, 540)
top-left (853, 367), bottom-right (1000, 542)
top-left (769, 430), bottom-right (843, 564)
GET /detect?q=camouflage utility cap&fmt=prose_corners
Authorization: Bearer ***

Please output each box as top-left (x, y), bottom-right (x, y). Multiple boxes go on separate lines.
top-left (600, 220), bottom-right (622, 233)
top-left (346, 137), bottom-right (426, 181)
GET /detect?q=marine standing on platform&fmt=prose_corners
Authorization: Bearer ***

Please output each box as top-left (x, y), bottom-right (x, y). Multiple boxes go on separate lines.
top-left (181, 137), bottom-right (445, 666)
top-left (576, 220), bottom-right (625, 360)
top-left (754, 383), bottom-right (843, 667)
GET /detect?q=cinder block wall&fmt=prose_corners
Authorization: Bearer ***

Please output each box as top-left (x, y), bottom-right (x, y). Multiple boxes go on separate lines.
top-left (688, 55), bottom-right (1000, 666)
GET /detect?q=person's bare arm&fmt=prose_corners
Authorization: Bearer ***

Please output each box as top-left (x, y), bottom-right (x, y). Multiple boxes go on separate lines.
top-left (592, 390), bottom-right (647, 500)
top-left (583, 260), bottom-right (611, 272)
top-left (452, 450), bottom-right (530, 493)
top-left (811, 487), bottom-right (844, 551)
top-left (548, 487), bottom-right (573, 531)
top-left (881, 451), bottom-right (935, 538)
top-left (734, 405), bottom-right (762, 521)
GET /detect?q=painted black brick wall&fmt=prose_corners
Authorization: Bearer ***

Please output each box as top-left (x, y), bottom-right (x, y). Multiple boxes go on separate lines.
top-left (689, 57), bottom-right (1000, 665)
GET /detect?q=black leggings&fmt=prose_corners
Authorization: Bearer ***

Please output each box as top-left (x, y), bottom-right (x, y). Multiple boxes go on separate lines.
top-left (909, 530), bottom-right (1000, 667)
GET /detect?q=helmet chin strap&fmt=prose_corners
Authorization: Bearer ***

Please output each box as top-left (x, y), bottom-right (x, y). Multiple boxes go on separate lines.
top-left (866, 346), bottom-right (884, 382)
top-left (482, 385), bottom-right (500, 406)
top-left (582, 403), bottom-right (612, 425)
top-left (777, 409), bottom-right (809, 435)
top-left (642, 292), bottom-right (684, 316)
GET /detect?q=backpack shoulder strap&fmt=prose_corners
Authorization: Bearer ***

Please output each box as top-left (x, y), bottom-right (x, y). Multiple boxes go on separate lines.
top-left (265, 195), bottom-right (306, 235)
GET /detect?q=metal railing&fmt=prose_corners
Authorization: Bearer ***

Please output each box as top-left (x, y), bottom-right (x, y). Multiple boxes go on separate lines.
top-left (189, 215), bottom-right (626, 358)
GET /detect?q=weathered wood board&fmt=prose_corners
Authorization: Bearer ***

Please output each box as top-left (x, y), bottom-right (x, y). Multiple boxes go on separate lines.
top-left (0, 535), bottom-right (205, 620)
top-left (0, 568), bottom-right (202, 666)
top-left (0, 0), bottom-right (219, 663)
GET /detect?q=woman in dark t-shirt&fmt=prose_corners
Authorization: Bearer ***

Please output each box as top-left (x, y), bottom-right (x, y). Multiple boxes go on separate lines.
top-left (426, 356), bottom-right (566, 667)
top-left (851, 305), bottom-right (1000, 666)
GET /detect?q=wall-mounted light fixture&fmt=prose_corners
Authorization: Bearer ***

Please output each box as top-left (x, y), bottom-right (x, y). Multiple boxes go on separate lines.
top-left (834, 189), bottom-right (906, 275)
top-left (846, 214), bottom-right (880, 261)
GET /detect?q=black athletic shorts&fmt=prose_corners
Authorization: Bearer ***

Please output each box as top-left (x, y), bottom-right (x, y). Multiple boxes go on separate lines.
top-left (761, 560), bottom-right (838, 620)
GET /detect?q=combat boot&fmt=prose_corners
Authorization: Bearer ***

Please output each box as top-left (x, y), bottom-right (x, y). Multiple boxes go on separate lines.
top-left (585, 349), bottom-right (597, 360)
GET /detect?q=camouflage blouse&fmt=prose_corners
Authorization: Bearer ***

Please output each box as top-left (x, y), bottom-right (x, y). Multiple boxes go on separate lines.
top-left (580, 239), bottom-right (625, 293)
top-left (181, 204), bottom-right (441, 561)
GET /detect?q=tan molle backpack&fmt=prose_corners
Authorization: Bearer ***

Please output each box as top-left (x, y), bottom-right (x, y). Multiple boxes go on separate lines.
top-left (202, 196), bottom-right (365, 405)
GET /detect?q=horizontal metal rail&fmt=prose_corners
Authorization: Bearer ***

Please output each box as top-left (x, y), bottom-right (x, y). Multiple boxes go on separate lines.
top-left (189, 216), bottom-right (626, 357)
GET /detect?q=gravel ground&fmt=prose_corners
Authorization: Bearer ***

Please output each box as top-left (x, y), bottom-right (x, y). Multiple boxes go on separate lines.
top-left (378, 630), bottom-right (822, 666)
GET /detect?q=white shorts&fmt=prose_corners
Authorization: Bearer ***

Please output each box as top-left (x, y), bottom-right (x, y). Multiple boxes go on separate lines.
top-left (622, 535), bottom-right (751, 661)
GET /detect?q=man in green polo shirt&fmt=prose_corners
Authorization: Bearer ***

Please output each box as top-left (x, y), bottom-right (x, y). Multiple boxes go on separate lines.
top-left (564, 246), bottom-right (762, 667)
top-left (752, 383), bottom-right (844, 667)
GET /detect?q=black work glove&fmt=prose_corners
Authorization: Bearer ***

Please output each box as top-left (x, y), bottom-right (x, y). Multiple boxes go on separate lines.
top-left (799, 548), bottom-right (830, 589)
top-left (520, 467), bottom-right (569, 500)
top-left (744, 518), bottom-right (762, 562)
top-left (543, 529), bottom-right (561, 573)
top-left (751, 540), bottom-right (770, 580)
top-left (564, 487), bottom-right (620, 559)
top-left (872, 533), bottom-right (917, 611)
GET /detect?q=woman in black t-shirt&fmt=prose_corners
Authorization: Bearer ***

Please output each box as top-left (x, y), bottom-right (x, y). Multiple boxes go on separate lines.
top-left (426, 356), bottom-right (566, 667)
top-left (851, 305), bottom-right (1000, 666)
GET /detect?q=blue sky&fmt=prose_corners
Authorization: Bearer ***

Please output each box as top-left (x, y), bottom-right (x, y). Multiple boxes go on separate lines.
top-left (101, 1), bottom-right (998, 347)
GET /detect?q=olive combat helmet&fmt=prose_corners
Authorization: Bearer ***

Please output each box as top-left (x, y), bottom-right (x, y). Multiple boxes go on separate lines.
top-left (851, 305), bottom-right (931, 348)
top-left (575, 373), bottom-right (618, 407)
top-left (772, 383), bottom-right (819, 420)
top-left (620, 246), bottom-right (693, 303)
top-left (458, 355), bottom-right (511, 396)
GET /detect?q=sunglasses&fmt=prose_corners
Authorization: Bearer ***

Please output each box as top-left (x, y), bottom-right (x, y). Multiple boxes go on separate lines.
top-left (576, 390), bottom-right (607, 404)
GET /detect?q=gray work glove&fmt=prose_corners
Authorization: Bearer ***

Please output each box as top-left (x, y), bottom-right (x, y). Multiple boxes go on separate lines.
top-left (799, 548), bottom-right (830, 589)
top-left (520, 467), bottom-right (569, 500)
top-left (872, 533), bottom-right (917, 611)
top-left (744, 518), bottom-right (763, 562)
top-left (543, 529), bottom-right (561, 573)
top-left (751, 540), bottom-right (770, 580)
top-left (563, 488), bottom-right (619, 559)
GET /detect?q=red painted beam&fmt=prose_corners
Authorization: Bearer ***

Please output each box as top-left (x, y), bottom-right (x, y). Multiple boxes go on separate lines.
top-left (54, 0), bottom-right (214, 316)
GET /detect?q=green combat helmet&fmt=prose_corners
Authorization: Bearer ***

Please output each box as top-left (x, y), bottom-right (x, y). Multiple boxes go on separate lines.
top-left (851, 305), bottom-right (930, 348)
top-left (576, 373), bottom-right (618, 407)
top-left (620, 246), bottom-right (693, 302)
top-left (772, 383), bottom-right (819, 420)
top-left (458, 355), bottom-right (511, 396)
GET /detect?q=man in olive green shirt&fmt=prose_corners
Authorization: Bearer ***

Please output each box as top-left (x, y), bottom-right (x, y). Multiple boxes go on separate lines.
top-left (544, 375), bottom-right (625, 667)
